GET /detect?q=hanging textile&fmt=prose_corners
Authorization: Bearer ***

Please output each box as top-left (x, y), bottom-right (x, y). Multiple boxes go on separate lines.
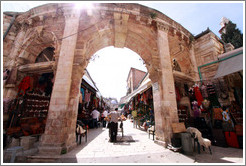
top-left (81, 88), bottom-right (85, 101)
top-left (137, 94), bottom-right (141, 102)
top-left (188, 87), bottom-right (196, 103)
top-left (84, 90), bottom-right (91, 103)
top-left (142, 92), bottom-right (147, 104)
top-left (18, 76), bottom-right (31, 95)
top-left (192, 101), bottom-right (200, 118)
top-left (194, 84), bottom-right (204, 106)
top-left (93, 96), bottom-right (98, 108)
top-left (200, 84), bottom-right (209, 99)
top-left (175, 86), bottom-right (181, 102)
top-left (207, 83), bottom-right (220, 107)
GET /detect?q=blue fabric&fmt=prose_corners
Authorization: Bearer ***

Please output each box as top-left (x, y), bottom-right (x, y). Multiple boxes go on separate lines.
top-left (81, 88), bottom-right (85, 100)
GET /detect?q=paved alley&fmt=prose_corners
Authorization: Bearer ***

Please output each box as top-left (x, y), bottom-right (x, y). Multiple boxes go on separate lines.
top-left (55, 120), bottom-right (244, 164)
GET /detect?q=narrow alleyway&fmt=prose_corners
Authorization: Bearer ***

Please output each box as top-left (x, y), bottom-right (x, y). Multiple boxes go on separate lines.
top-left (54, 120), bottom-right (243, 163)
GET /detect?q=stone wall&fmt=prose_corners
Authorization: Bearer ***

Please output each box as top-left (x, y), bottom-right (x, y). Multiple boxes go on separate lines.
top-left (194, 30), bottom-right (224, 81)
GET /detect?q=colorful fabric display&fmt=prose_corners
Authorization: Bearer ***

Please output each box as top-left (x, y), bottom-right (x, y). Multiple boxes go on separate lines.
top-left (81, 88), bottom-right (85, 100)
top-left (18, 76), bottom-right (31, 95)
top-left (84, 90), bottom-right (91, 103)
top-left (194, 85), bottom-right (203, 106)
top-left (192, 101), bottom-right (200, 118)
top-left (200, 84), bottom-right (209, 98)
top-left (213, 108), bottom-right (223, 120)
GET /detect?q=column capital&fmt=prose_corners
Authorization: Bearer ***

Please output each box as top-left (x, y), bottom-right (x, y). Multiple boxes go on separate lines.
top-left (63, 9), bottom-right (81, 20)
top-left (157, 22), bottom-right (169, 32)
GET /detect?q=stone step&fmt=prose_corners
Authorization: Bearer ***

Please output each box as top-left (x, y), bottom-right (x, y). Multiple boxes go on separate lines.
top-left (27, 155), bottom-right (61, 163)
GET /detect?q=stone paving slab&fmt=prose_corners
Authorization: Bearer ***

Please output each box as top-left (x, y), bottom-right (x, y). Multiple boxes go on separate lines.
top-left (56, 120), bottom-right (244, 164)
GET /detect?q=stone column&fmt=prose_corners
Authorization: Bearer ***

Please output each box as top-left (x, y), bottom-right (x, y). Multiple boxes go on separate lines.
top-left (189, 43), bottom-right (199, 81)
top-left (3, 26), bottom-right (26, 98)
top-left (153, 22), bottom-right (179, 146)
top-left (39, 9), bottom-right (80, 155)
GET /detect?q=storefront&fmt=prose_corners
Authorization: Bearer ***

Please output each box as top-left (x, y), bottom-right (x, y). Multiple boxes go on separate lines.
top-left (174, 47), bottom-right (243, 149)
top-left (3, 47), bottom-right (55, 148)
top-left (77, 70), bottom-right (105, 129)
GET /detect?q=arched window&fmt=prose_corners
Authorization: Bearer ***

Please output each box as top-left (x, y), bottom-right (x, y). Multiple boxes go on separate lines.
top-left (35, 47), bottom-right (55, 63)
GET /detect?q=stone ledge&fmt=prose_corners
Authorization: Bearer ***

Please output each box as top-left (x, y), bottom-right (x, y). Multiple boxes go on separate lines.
top-left (154, 139), bottom-right (167, 148)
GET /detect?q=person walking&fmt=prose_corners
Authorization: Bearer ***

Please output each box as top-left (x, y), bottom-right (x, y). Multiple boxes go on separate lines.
top-left (101, 108), bottom-right (108, 127)
top-left (91, 107), bottom-right (100, 128)
top-left (107, 108), bottom-right (121, 142)
top-left (131, 109), bottom-right (137, 128)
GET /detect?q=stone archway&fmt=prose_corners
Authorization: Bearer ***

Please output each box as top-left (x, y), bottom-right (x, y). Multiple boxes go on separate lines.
top-left (4, 3), bottom-right (196, 155)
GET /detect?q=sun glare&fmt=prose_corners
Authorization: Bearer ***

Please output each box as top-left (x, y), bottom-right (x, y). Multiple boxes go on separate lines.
top-left (73, 2), bottom-right (94, 10)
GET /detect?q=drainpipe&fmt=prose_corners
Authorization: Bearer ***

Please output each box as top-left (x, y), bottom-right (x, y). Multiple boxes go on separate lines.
top-left (198, 51), bottom-right (243, 82)
top-left (3, 14), bottom-right (17, 40)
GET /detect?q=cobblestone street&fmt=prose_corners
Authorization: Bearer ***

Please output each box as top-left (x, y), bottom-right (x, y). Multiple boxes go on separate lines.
top-left (55, 120), bottom-right (244, 164)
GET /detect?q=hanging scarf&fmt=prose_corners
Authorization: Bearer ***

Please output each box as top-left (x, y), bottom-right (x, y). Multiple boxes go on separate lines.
top-left (194, 86), bottom-right (204, 106)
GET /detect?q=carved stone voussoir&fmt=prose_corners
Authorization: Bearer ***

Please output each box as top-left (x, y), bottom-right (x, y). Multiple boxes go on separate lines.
top-left (157, 22), bottom-right (169, 32)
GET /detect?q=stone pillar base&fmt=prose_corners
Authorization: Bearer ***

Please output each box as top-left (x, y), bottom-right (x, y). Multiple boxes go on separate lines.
top-left (154, 139), bottom-right (167, 148)
top-left (38, 146), bottom-right (63, 156)
top-left (38, 142), bottom-right (77, 155)
top-left (155, 136), bottom-right (168, 148)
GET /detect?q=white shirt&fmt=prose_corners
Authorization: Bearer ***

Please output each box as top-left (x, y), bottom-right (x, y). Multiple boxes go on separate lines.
top-left (108, 111), bottom-right (121, 123)
top-left (91, 109), bottom-right (100, 120)
top-left (102, 110), bottom-right (108, 118)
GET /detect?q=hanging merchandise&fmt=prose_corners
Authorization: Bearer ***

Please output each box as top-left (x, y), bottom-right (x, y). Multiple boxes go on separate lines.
top-left (193, 84), bottom-right (203, 106)
top-left (192, 101), bottom-right (200, 118)
top-left (206, 82), bottom-right (220, 107)
top-left (200, 84), bottom-right (209, 99)
top-left (142, 92), bottom-right (147, 105)
top-left (188, 87), bottom-right (196, 103)
top-left (18, 76), bottom-right (32, 95)
top-left (81, 88), bottom-right (85, 101)
top-left (84, 89), bottom-right (91, 103)
top-left (212, 108), bottom-right (223, 121)
top-left (175, 86), bottom-right (181, 102)
top-left (137, 94), bottom-right (141, 102)
top-left (93, 96), bottom-right (98, 108)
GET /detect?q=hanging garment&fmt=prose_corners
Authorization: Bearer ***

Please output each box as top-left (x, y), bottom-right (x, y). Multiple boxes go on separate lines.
top-left (81, 88), bottom-right (85, 101)
top-left (142, 92), bottom-right (147, 104)
top-left (84, 90), bottom-right (91, 103)
top-left (175, 87), bottom-right (181, 102)
top-left (207, 84), bottom-right (220, 107)
top-left (137, 94), bottom-right (141, 102)
top-left (192, 101), bottom-right (200, 118)
top-left (18, 76), bottom-right (31, 95)
top-left (188, 87), bottom-right (196, 103)
top-left (93, 96), bottom-right (98, 108)
top-left (200, 84), bottom-right (209, 98)
top-left (194, 86), bottom-right (204, 106)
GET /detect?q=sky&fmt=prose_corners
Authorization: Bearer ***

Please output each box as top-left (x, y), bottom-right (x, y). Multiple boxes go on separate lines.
top-left (1, 1), bottom-right (244, 101)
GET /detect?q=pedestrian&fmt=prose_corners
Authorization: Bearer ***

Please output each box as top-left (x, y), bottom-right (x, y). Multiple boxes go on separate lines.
top-left (107, 108), bottom-right (121, 142)
top-left (90, 107), bottom-right (100, 128)
top-left (131, 109), bottom-right (137, 128)
top-left (101, 108), bottom-right (108, 127)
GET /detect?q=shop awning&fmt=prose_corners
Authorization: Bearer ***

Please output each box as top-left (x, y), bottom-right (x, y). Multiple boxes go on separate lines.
top-left (214, 47), bottom-right (243, 79)
top-left (82, 74), bottom-right (98, 92)
top-left (124, 78), bottom-right (152, 103)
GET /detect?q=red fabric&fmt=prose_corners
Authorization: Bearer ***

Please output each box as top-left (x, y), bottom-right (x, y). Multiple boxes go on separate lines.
top-left (194, 86), bottom-right (204, 106)
top-left (137, 94), bottom-right (141, 102)
top-left (175, 87), bottom-right (181, 102)
top-left (18, 76), bottom-right (31, 95)
top-left (224, 131), bottom-right (239, 148)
